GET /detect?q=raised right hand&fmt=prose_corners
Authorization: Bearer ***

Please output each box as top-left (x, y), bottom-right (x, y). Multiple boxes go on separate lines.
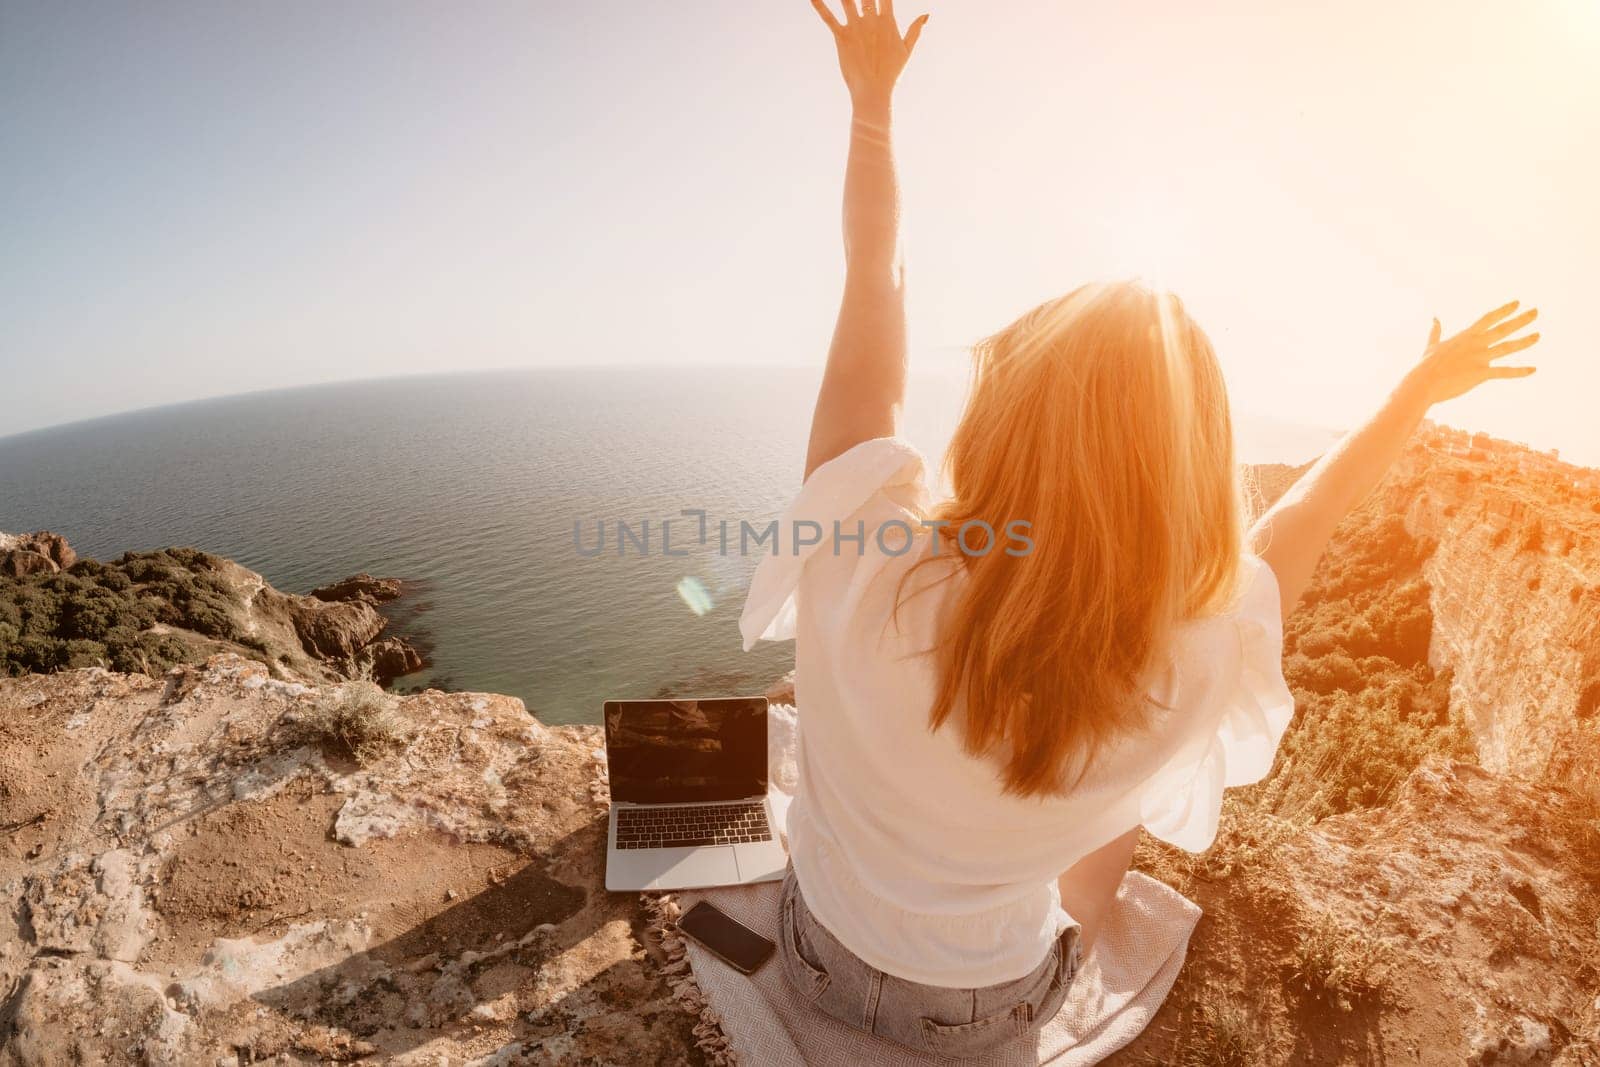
top-left (1403, 301), bottom-right (1541, 406)
top-left (809, 0), bottom-right (929, 110)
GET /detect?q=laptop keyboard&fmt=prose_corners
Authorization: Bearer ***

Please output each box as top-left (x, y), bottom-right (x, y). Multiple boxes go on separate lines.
top-left (615, 801), bottom-right (773, 850)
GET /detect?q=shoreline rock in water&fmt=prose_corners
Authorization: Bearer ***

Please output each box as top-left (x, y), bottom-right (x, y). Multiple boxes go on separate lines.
top-left (356, 635), bottom-right (427, 684)
top-left (309, 572), bottom-right (405, 606)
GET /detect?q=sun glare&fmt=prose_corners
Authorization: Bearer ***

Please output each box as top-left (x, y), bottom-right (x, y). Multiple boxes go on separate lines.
top-left (1086, 202), bottom-right (1197, 295)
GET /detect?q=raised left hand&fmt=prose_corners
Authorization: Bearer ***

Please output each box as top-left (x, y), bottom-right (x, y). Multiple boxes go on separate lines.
top-left (1402, 301), bottom-right (1541, 406)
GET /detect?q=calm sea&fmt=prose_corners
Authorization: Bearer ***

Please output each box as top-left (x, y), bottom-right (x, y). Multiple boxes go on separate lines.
top-left (0, 368), bottom-right (1337, 725)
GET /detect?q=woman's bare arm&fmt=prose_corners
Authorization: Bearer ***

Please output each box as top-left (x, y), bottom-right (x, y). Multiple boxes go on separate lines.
top-left (1056, 828), bottom-right (1139, 956)
top-left (804, 0), bottom-right (929, 480)
top-left (1249, 301), bottom-right (1541, 617)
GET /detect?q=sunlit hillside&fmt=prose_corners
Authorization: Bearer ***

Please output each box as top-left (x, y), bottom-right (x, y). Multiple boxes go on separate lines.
top-left (1127, 426), bottom-right (1600, 1064)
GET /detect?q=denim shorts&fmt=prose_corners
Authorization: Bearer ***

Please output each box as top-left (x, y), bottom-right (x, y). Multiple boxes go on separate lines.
top-left (777, 869), bottom-right (1082, 1059)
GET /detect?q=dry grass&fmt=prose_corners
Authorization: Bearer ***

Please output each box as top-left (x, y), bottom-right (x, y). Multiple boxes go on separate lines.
top-left (1551, 753), bottom-right (1600, 817)
top-left (1574, 764), bottom-right (1600, 828)
top-left (299, 680), bottom-right (410, 764)
top-left (1534, 718), bottom-right (1600, 848)
top-left (1135, 802), bottom-right (1298, 893)
top-left (1288, 911), bottom-right (1389, 1010)
top-left (1168, 999), bottom-right (1265, 1067)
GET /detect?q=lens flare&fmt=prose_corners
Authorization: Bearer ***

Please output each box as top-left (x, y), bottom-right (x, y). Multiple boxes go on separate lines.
top-left (675, 576), bottom-right (714, 616)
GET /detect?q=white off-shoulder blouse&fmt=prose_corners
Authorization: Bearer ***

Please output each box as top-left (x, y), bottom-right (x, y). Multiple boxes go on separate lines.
top-left (739, 437), bottom-right (1296, 988)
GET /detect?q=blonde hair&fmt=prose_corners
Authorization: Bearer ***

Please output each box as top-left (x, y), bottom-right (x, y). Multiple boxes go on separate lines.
top-left (907, 281), bottom-right (1248, 797)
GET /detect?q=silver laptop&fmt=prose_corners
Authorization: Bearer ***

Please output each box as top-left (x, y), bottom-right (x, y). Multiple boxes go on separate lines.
top-left (603, 697), bottom-right (789, 892)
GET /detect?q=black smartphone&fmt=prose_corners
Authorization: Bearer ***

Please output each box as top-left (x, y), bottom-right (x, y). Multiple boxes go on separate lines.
top-left (678, 901), bottom-right (776, 974)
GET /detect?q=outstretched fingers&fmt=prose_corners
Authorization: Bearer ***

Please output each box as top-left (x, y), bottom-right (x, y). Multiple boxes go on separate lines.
top-left (1488, 332), bottom-right (1541, 359)
top-left (1470, 300), bottom-right (1521, 333)
top-left (1483, 307), bottom-right (1539, 344)
top-left (1418, 300), bottom-right (1544, 401)
top-left (810, 0), bottom-right (844, 33)
top-left (904, 13), bottom-right (929, 51)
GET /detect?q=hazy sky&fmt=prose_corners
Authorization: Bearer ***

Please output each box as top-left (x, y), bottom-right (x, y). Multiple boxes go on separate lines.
top-left (4, 1), bottom-right (1598, 462)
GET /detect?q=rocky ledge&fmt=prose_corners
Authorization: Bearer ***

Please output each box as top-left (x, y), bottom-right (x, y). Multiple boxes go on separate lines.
top-left (0, 657), bottom-right (705, 1065)
top-left (1129, 760), bottom-right (1600, 1065)
top-left (1, 657), bottom-right (1595, 1065)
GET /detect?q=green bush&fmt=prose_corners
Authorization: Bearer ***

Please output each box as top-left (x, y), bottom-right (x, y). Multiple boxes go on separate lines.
top-left (1258, 486), bottom-right (1475, 821)
top-left (0, 546), bottom-right (248, 678)
top-left (60, 584), bottom-right (149, 641)
top-left (1283, 651), bottom-right (1364, 696)
top-left (62, 639), bottom-right (106, 670)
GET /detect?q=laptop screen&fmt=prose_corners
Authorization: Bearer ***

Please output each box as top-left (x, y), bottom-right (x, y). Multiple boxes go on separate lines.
top-left (603, 697), bottom-right (768, 804)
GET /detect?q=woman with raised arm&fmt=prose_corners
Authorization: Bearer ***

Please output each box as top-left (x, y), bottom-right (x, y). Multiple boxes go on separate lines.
top-left (739, 2), bottom-right (1542, 1056)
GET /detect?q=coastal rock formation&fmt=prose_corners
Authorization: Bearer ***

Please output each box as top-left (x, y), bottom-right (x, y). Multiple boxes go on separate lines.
top-left (357, 635), bottom-right (427, 686)
top-left (0, 532), bottom-right (74, 578)
top-left (310, 573), bottom-right (404, 606)
top-left (288, 597), bottom-right (388, 660)
top-left (0, 533), bottom-right (424, 689)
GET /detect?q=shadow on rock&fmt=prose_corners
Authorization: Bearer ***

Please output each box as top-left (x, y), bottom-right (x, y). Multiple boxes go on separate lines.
top-left (252, 820), bottom-right (600, 1053)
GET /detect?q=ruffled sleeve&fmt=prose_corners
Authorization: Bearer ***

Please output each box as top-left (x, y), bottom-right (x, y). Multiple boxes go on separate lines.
top-left (1139, 554), bottom-right (1296, 852)
top-left (738, 437), bottom-right (929, 651)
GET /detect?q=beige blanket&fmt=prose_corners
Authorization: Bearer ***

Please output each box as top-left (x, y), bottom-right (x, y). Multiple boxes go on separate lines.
top-left (672, 705), bottom-right (1201, 1065)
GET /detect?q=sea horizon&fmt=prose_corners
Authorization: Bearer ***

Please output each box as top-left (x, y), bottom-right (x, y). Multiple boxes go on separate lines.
top-left (0, 363), bottom-right (1349, 455)
top-left (0, 364), bottom-right (1376, 724)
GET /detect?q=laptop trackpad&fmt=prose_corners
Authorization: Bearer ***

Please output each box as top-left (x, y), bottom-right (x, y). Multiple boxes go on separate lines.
top-left (644, 845), bottom-right (740, 891)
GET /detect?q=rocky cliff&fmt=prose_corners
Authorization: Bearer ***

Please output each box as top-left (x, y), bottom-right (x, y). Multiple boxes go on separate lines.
top-left (1393, 429), bottom-right (1600, 780)
top-left (1116, 427), bottom-right (1600, 1064)
top-left (2, 428), bottom-right (1598, 1065)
